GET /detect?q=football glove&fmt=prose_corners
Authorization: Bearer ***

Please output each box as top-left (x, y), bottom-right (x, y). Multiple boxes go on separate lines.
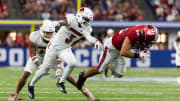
top-left (94, 40), bottom-right (103, 50)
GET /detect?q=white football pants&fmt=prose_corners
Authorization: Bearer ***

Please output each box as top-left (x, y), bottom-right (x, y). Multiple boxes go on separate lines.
top-left (29, 43), bottom-right (76, 86)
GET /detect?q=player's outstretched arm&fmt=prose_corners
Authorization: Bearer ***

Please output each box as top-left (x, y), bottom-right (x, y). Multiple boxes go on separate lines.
top-left (53, 19), bottom-right (68, 26)
top-left (84, 34), bottom-right (103, 50)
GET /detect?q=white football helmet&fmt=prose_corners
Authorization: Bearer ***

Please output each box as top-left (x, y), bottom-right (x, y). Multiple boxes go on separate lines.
top-left (76, 7), bottom-right (93, 27)
top-left (40, 20), bottom-right (55, 41)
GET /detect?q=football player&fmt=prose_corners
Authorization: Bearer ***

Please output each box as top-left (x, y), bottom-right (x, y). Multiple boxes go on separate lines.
top-left (77, 25), bottom-right (159, 90)
top-left (9, 20), bottom-right (94, 101)
top-left (28, 7), bottom-right (103, 96)
top-left (173, 31), bottom-right (180, 70)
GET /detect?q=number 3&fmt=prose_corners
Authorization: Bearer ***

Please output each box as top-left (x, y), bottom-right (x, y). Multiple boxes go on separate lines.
top-left (65, 34), bottom-right (76, 43)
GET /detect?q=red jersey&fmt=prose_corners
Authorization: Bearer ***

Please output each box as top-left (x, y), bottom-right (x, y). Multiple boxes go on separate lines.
top-left (112, 25), bottom-right (146, 51)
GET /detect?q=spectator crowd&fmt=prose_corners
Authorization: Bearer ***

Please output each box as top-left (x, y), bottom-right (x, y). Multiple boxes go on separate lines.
top-left (151, 0), bottom-right (180, 21)
top-left (0, 0), bottom-right (9, 19)
top-left (18, 0), bottom-right (144, 21)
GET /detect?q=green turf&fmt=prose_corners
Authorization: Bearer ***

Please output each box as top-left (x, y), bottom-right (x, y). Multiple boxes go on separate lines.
top-left (1, 67), bottom-right (180, 101)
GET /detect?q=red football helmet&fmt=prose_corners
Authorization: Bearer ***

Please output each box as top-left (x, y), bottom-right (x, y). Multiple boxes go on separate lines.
top-left (142, 25), bottom-right (159, 43)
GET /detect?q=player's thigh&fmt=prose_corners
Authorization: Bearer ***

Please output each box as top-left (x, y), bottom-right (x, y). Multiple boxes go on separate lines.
top-left (113, 56), bottom-right (126, 75)
top-left (59, 48), bottom-right (76, 66)
top-left (41, 49), bottom-right (57, 69)
top-left (98, 48), bottom-right (118, 72)
top-left (24, 58), bottom-right (38, 74)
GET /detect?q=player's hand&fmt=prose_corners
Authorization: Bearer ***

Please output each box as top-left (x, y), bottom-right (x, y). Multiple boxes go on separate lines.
top-left (94, 40), bottom-right (103, 50)
top-left (139, 50), bottom-right (150, 61)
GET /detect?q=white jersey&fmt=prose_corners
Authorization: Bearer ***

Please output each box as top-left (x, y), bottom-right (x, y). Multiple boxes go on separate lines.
top-left (51, 14), bottom-right (96, 50)
top-left (29, 30), bottom-right (49, 57)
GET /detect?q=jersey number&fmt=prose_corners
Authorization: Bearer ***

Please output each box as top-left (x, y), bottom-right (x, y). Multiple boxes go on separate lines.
top-left (65, 34), bottom-right (76, 43)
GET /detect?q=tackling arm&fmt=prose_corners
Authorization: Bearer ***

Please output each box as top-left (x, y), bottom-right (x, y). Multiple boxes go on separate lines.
top-left (84, 33), bottom-right (103, 50)
top-left (120, 37), bottom-right (139, 58)
top-left (53, 20), bottom-right (68, 26)
top-left (120, 37), bottom-right (149, 60)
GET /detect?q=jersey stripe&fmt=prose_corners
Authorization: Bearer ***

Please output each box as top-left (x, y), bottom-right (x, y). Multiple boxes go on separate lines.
top-left (70, 28), bottom-right (82, 36)
top-left (97, 46), bottom-right (108, 70)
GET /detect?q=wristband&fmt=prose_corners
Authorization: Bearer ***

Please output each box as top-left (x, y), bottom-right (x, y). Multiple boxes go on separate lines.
top-left (31, 56), bottom-right (39, 64)
top-left (134, 53), bottom-right (139, 58)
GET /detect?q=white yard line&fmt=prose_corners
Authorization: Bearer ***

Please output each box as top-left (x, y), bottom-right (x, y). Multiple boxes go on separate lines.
top-left (1, 96), bottom-right (180, 100)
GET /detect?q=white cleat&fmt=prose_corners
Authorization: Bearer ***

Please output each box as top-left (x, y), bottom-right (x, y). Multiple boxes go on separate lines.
top-left (82, 88), bottom-right (95, 101)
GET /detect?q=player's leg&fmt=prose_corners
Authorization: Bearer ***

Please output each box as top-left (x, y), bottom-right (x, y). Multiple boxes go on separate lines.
top-left (9, 58), bottom-right (37, 101)
top-left (103, 61), bottom-right (114, 78)
top-left (57, 48), bottom-right (77, 93)
top-left (112, 56), bottom-right (126, 78)
top-left (16, 71), bottom-right (31, 94)
top-left (28, 49), bottom-right (57, 99)
top-left (176, 66), bottom-right (180, 71)
top-left (66, 75), bottom-right (95, 101)
top-left (9, 72), bottom-right (31, 101)
top-left (77, 47), bottom-right (118, 90)
top-left (55, 60), bottom-right (94, 100)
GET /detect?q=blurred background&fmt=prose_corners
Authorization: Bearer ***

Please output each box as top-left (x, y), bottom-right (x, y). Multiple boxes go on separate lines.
top-left (0, 0), bottom-right (180, 68)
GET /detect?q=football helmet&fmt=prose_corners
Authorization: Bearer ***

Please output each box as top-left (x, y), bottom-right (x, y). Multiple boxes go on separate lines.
top-left (40, 20), bottom-right (55, 42)
top-left (142, 25), bottom-right (159, 43)
top-left (76, 7), bottom-right (93, 27)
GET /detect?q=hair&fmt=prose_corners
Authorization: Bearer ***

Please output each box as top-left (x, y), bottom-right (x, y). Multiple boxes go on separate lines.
top-left (176, 37), bottom-right (180, 42)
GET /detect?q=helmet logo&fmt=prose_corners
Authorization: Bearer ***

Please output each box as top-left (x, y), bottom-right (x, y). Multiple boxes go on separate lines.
top-left (147, 29), bottom-right (155, 35)
top-left (40, 23), bottom-right (43, 27)
top-left (79, 8), bottom-right (84, 12)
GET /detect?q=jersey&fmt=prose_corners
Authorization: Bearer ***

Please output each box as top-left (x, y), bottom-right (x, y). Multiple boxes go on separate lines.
top-left (51, 14), bottom-right (95, 50)
top-left (29, 30), bottom-right (48, 57)
top-left (112, 25), bottom-right (146, 51)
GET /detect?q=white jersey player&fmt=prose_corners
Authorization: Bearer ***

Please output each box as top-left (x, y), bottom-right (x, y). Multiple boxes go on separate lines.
top-left (28, 7), bottom-right (102, 95)
top-left (9, 20), bottom-right (95, 101)
top-left (8, 20), bottom-right (55, 101)
top-left (173, 31), bottom-right (180, 69)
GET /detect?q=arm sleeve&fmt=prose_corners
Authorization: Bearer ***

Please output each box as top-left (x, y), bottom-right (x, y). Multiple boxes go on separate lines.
top-left (29, 32), bottom-right (36, 44)
top-left (84, 33), bottom-right (97, 43)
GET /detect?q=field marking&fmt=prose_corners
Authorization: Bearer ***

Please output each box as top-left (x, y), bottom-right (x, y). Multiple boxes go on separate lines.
top-left (0, 90), bottom-right (180, 96)
top-left (1, 96), bottom-right (180, 100)
top-left (88, 77), bottom-right (179, 82)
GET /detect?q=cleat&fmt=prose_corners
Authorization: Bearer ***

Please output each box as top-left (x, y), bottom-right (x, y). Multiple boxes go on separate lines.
top-left (8, 93), bottom-right (18, 101)
top-left (77, 72), bottom-right (86, 90)
top-left (82, 88), bottom-right (95, 101)
top-left (56, 82), bottom-right (67, 93)
top-left (28, 83), bottom-right (35, 99)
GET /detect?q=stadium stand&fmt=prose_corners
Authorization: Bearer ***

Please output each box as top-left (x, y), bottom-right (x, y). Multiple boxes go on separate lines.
top-left (147, 0), bottom-right (180, 21)
top-left (16, 0), bottom-right (144, 21)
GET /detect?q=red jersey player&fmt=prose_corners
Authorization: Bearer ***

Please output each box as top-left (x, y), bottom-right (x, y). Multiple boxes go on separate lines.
top-left (77, 25), bottom-right (159, 90)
